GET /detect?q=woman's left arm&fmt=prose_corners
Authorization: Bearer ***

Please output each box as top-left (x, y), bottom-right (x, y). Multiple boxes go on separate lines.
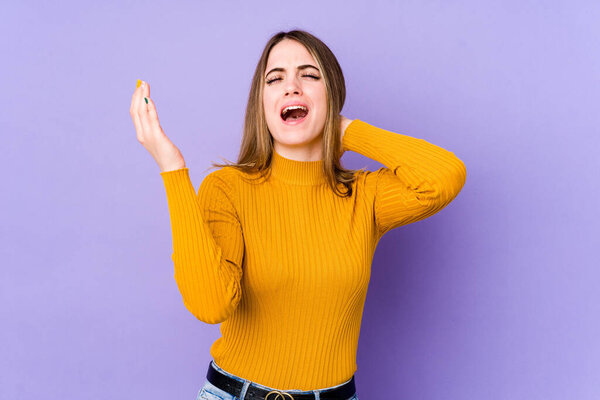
top-left (340, 115), bottom-right (467, 236)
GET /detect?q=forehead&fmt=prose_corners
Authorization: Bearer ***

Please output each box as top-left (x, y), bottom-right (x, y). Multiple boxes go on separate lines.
top-left (265, 39), bottom-right (316, 69)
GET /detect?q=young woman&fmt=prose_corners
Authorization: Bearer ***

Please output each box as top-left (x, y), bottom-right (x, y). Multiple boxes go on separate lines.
top-left (130, 29), bottom-right (466, 400)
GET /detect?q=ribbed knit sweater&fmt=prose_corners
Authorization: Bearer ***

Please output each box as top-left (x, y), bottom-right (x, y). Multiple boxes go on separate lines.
top-left (160, 119), bottom-right (467, 390)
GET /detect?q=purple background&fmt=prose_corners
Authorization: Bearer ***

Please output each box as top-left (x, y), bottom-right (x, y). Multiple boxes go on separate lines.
top-left (2, 1), bottom-right (599, 399)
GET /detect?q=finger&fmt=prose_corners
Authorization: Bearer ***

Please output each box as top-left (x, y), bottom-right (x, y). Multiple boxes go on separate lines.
top-left (131, 105), bottom-right (143, 140)
top-left (139, 95), bottom-right (155, 136)
top-left (130, 80), bottom-right (142, 114)
top-left (138, 81), bottom-right (159, 135)
top-left (132, 80), bottom-right (144, 118)
top-left (136, 80), bottom-right (152, 117)
top-left (145, 96), bottom-right (160, 125)
top-left (132, 80), bottom-right (147, 138)
top-left (142, 79), bottom-right (151, 99)
top-left (130, 84), bottom-right (142, 133)
top-left (136, 80), bottom-right (147, 109)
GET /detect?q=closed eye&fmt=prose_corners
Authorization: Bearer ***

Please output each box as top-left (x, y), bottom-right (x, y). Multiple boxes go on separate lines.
top-left (266, 74), bottom-right (321, 85)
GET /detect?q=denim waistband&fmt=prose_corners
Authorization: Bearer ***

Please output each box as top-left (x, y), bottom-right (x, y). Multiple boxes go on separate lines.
top-left (210, 359), bottom-right (354, 395)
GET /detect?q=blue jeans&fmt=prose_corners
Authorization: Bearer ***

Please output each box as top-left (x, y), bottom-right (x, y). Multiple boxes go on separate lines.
top-left (196, 360), bottom-right (359, 400)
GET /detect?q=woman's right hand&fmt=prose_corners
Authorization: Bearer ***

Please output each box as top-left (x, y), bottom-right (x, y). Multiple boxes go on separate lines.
top-left (130, 80), bottom-right (186, 172)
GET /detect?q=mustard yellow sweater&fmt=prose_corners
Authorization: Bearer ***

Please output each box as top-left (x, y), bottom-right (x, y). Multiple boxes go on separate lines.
top-left (160, 119), bottom-right (467, 390)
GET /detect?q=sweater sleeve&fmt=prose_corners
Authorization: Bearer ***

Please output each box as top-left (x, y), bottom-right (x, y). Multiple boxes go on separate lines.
top-left (342, 119), bottom-right (467, 236)
top-left (160, 167), bottom-right (244, 324)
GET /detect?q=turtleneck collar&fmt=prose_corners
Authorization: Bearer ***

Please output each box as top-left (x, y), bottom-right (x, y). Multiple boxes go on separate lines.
top-left (270, 149), bottom-right (326, 186)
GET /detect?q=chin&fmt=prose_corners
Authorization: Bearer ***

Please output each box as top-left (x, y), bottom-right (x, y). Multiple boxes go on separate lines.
top-left (273, 131), bottom-right (318, 145)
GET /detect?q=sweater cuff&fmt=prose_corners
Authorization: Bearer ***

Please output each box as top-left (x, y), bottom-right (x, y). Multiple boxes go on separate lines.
top-left (160, 167), bottom-right (194, 194)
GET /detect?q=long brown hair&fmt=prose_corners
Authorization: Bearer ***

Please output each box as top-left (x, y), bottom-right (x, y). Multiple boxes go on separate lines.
top-left (210, 29), bottom-right (364, 197)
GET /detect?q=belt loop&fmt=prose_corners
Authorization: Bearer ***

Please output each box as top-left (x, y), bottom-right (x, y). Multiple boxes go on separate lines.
top-left (238, 379), bottom-right (251, 400)
top-left (313, 390), bottom-right (320, 400)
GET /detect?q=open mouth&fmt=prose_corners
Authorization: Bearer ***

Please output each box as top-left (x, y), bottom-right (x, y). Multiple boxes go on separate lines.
top-left (280, 105), bottom-right (309, 125)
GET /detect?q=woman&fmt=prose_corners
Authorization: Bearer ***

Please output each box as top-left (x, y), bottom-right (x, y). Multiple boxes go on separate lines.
top-left (129, 29), bottom-right (466, 400)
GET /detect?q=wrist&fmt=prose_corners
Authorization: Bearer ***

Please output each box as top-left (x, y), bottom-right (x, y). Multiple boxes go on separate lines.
top-left (159, 161), bottom-right (186, 173)
top-left (341, 117), bottom-right (353, 139)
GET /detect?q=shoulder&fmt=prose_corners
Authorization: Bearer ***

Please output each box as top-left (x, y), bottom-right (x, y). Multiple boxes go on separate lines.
top-left (204, 165), bottom-right (241, 182)
top-left (206, 164), bottom-right (267, 187)
top-left (350, 167), bottom-right (384, 186)
top-left (347, 167), bottom-right (391, 200)
top-left (199, 166), bottom-right (242, 196)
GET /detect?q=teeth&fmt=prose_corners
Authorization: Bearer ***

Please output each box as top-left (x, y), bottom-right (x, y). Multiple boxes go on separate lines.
top-left (282, 105), bottom-right (308, 115)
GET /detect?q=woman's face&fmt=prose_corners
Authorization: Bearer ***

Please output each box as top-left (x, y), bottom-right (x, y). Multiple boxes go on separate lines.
top-left (263, 39), bottom-right (327, 156)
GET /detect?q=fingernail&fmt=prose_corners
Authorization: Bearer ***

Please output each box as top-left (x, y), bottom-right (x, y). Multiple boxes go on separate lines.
top-left (144, 97), bottom-right (148, 104)
top-left (136, 79), bottom-right (141, 88)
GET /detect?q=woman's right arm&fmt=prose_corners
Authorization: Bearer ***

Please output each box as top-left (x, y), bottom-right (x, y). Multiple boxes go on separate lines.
top-left (160, 168), bottom-right (244, 324)
top-left (130, 80), bottom-right (243, 323)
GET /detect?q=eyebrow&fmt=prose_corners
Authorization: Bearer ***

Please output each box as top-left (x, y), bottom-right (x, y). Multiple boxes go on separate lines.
top-left (265, 64), bottom-right (320, 78)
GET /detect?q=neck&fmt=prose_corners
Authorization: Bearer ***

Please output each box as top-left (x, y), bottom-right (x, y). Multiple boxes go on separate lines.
top-left (270, 149), bottom-right (326, 186)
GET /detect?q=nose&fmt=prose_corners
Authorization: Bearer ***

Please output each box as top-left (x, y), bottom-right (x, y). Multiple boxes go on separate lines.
top-left (284, 76), bottom-right (302, 96)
